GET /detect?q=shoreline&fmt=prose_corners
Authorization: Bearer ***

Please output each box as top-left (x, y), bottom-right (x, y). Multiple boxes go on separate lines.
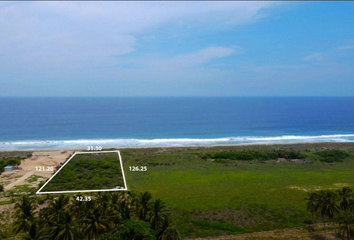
top-left (2, 141), bottom-right (354, 152)
top-left (1, 134), bottom-right (354, 152)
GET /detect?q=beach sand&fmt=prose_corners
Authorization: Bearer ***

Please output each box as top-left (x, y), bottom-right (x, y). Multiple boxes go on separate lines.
top-left (1, 150), bottom-right (73, 191)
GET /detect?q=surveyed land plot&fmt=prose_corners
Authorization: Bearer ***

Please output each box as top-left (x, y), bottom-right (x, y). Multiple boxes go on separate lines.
top-left (37, 151), bottom-right (127, 194)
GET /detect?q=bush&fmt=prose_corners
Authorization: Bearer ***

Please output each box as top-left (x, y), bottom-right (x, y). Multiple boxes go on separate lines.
top-left (316, 150), bottom-right (350, 162)
top-left (0, 184), bottom-right (3, 192)
top-left (118, 220), bottom-right (156, 240)
top-left (0, 157), bottom-right (24, 174)
top-left (203, 150), bottom-right (306, 161)
top-left (277, 150), bottom-right (306, 159)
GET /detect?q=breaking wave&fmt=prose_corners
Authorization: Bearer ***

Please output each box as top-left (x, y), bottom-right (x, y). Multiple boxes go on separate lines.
top-left (1, 134), bottom-right (354, 150)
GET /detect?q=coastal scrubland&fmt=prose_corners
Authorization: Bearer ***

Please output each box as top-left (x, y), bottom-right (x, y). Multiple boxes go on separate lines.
top-left (121, 143), bottom-right (354, 238)
top-left (40, 152), bottom-right (125, 192)
top-left (1, 142), bottom-right (354, 239)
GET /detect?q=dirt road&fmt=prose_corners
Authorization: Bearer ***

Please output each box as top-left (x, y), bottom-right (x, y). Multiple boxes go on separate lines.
top-left (4, 171), bottom-right (34, 190)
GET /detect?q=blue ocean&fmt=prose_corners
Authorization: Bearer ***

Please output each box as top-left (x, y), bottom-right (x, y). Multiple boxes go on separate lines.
top-left (1, 97), bottom-right (354, 150)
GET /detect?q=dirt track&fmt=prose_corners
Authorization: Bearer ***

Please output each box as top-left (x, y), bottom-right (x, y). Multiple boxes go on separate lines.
top-left (4, 171), bottom-right (34, 190)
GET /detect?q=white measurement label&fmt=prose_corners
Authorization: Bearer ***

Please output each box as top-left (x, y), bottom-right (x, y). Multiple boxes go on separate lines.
top-left (129, 166), bottom-right (147, 172)
top-left (87, 146), bottom-right (103, 151)
top-left (35, 166), bottom-right (54, 171)
top-left (76, 196), bottom-right (92, 202)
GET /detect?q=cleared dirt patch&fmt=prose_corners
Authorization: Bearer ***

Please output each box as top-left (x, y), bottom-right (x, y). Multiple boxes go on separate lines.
top-left (0, 150), bottom-right (73, 192)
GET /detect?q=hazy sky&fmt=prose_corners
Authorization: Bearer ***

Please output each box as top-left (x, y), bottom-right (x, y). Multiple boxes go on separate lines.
top-left (0, 1), bottom-right (354, 96)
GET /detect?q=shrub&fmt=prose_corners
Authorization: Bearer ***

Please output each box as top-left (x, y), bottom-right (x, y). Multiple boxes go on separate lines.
top-left (203, 150), bottom-right (306, 161)
top-left (315, 150), bottom-right (350, 162)
top-left (118, 220), bottom-right (155, 240)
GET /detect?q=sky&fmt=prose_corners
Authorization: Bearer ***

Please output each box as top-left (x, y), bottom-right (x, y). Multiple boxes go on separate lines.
top-left (0, 1), bottom-right (354, 96)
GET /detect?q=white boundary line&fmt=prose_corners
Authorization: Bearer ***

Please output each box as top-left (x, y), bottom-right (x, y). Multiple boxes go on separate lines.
top-left (36, 150), bottom-right (128, 194)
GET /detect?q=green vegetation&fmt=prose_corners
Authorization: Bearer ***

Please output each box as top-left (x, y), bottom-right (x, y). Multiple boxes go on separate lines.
top-left (0, 199), bottom-right (12, 206)
top-left (6, 192), bottom-right (180, 240)
top-left (305, 187), bottom-right (354, 240)
top-left (0, 151), bottom-right (32, 174)
top-left (120, 143), bottom-right (354, 238)
top-left (117, 219), bottom-right (155, 240)
top-left (4, 184), bottom-right (38, 196)
top-left (14, 184), bottom-right (32, 192)
top-left (315, 149), bottom-right (351, 163)
top-left (202, 149), bottom-right (306, 161)
top-left (2, 142), bottom-right (354, 239)
top-left (41, 152), bottom-right (125, 192)
top-left (202, 149), bottom-right (351, 162)
top-left (26, 175), bottom-right (43, 183)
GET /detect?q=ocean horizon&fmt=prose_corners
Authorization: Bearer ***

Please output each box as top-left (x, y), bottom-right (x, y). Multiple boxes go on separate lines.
top-left (1, 96), bottom-right (354, 150)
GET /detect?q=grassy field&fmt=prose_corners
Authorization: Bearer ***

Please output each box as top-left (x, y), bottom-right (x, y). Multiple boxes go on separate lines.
top-left (41, 152), bottom-right (125, 192)
top-left (2, 143), bottom-right (354, 239)
top-left (119, 143), bottom-right (354, 238)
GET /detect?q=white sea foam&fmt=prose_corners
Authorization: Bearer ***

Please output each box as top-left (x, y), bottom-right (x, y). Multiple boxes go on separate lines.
top-left (1, 134), bottom-right (354, 150)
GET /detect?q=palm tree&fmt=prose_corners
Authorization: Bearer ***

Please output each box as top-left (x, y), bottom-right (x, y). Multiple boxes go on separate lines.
top-left (337, 211), bottom-right (354, 240)
top-left (118, 192), bottom-right (135, 207)
top-left (349, 198), bottom-right (354, 214)
top-left (13, 196), bottom-right (37, 234)
top-left (160, 227), bottom-right (181, 240)
top-left (137, 192), bottom-right (152, 221)
top-left (97, 193), bottom-right (110, 216)
top-left (22, 222), bottom-right (46, 240)
top-left (319, 190), bottom-right (340, 240)
top-left (48, 195), bottom-right (70, 222)
top-left (149, 199), bottom-right (168, 231)
top-left (118, 200), bottom-right (131, 221)
top-left (49, 210), bottom-right (81, 240)
top-left (83, 206), bottom-right (109, 240)
top-left (338, 187), bottom-right (353, 211)
top-left (68, 196), bottom-right (84, 220)
top-left (49, 195), bottom-right (70, 212)
top-left (154, 212), bottom-right (180, 240)
top-left (156, 216), bottom-right (170, 240)
top-left (305, 192), bottom-right (321, 224)
top-left (110, 192), bottom-right (120, 205)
